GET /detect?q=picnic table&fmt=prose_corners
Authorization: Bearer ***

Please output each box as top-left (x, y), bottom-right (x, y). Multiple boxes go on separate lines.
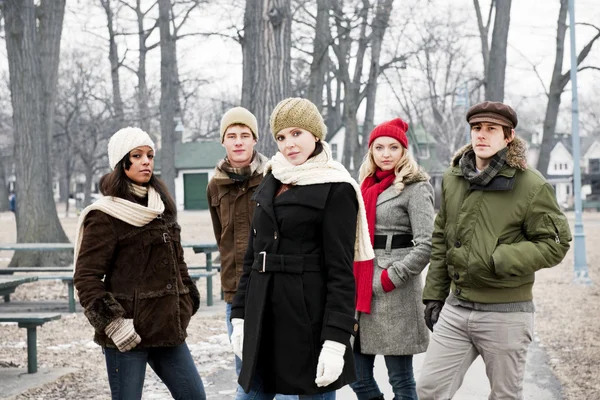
top-left (0, 313), bottom-right (61, 373)
top-left (0, 243), bottom-right (221, 307)
top-left (0, 276), bottom-right (38, 303)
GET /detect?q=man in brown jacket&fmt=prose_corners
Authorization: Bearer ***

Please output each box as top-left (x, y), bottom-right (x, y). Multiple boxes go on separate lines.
top-left (207, 106), bottom-right (278, 398)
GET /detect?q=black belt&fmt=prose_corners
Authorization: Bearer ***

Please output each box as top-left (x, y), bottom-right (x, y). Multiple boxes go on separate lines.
top-left (252, 252), bottom-right (321, 274)
top-left (373, 234), bottom-right (414, 250)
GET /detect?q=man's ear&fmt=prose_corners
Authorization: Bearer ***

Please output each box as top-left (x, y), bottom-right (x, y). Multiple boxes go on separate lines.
top-left (506, 129), bottom-right (515, 144)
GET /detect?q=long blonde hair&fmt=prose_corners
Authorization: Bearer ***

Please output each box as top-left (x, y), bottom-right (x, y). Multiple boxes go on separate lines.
top-left (358, 144), bottom-right (421, 193)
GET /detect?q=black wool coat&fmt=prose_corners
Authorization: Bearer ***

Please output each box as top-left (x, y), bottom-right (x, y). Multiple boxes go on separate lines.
top-left (231, 173), bottom-right (359, 395)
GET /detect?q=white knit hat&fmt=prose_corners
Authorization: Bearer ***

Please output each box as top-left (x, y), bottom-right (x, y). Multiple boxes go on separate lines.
top-left (108, 127), bottom-right (155, 170)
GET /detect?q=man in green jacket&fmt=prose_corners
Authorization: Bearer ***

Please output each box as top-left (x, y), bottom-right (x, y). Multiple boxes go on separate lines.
top-left (417, 101), bottom-right (571, 400)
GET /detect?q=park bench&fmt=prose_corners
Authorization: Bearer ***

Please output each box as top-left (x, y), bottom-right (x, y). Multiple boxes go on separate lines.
top-left (1, 266), bottom-right (221, 310)
top-left (0, 243), bottom-right (222, 309)
top-left (0, 313), bottom-right (61, 373)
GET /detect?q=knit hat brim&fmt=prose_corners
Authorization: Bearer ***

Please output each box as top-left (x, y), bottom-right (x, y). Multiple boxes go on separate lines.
top-left (270, 98), bottom-right (327, 140)
top-left (108, 127), bottom-right (155, 170)
top-left (220, 107), bottom-right (259, 142)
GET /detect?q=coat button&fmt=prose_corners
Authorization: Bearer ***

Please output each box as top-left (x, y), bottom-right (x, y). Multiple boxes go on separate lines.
top-left (166, 284), bottom-right (172, 290)
top-left (454, 288), bottom-right (461, 296)
top-left (353, 323), bottom-right (359, 332)
top-left (257, 202), bottom-right (260, 207)
top-left (455, 240), bottom-right (461, 248)
top-left (274, 232), bottom-right (278, 240)
top-left (162, 259), bottom-right (169, 265)
top-left (253, 229), bottom-right (257, 236)
top-left (453, 272), bottom-right (459, 280)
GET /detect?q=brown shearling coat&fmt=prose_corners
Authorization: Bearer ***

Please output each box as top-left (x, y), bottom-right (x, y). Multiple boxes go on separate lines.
top-left (74, 203), bottom-right (199, 348)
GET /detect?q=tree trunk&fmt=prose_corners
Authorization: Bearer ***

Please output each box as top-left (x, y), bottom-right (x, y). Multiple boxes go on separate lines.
top-left (486, 0), bottom-right (511, 102)
top-left (3, 0), bottom-right (71, 267)
top-left (158, 0), bottom-right (178, 199)
top-left (537, 0), bottom-right (600, 175)
top-left (241, 0), bottom-right (292, 157)
top-left (363, 0), bottom-right (394, 146)
top-left (134, 0), bottom-right (152, 135)
top-left (307, 0), bottom-right (331, 109)
top-left (83, 163), bottom-right (94, 208)
top-left (537, 0), bottom-right (569, 175)
top-left (101, 0), bottom-right (125, 125)
top-left (0, 160), bottom-right (8, 211)
top-left (333, 0), bottom-right (369, 174)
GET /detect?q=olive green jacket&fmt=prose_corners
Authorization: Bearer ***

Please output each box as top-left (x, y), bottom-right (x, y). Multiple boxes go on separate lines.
top-left (423, 137), bottom-right (571, 304)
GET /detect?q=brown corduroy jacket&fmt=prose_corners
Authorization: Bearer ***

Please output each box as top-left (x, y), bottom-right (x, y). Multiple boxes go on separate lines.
top-left (74, 203), bottom-right (199, 348)
top-left (207, 153), bottom-right (267, 303)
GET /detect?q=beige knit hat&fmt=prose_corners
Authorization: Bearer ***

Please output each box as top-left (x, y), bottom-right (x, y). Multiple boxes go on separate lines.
top-left (270, 98), bottom-right (327, 140)
top-left (220, 107), bottom-right (259, 142)
top-left (108, 127), bottom-right (155, 170)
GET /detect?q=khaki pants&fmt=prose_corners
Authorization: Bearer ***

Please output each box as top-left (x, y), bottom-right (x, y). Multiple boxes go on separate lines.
top-left (416, 303), bottom-right (534, 400)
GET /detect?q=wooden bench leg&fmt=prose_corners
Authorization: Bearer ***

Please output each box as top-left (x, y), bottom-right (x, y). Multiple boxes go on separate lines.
top-left (26, 326), bottom-right (38, 373)
top-left (67, 281), bottom-right (75, 313)
top-left (206, 275), bottom-right (213, 307)
top-left (17, 323), bottom-right (39, 374)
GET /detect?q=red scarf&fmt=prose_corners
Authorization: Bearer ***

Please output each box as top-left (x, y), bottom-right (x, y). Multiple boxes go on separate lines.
top-left (354, 169), bottom-right (396, 313)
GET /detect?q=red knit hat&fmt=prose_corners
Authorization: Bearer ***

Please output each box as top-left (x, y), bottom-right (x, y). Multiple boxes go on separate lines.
top-left (368, 118), bottom-right (409, 149)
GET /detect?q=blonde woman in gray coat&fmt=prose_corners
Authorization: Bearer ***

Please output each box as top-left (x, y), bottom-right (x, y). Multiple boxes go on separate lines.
top-left (350, 118), bottom-right (434, 400)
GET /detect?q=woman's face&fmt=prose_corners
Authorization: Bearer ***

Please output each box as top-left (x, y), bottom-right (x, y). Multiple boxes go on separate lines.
top-left (275, 127), bottom-right (318, 166)
top-left (125, 146), bottom-right (154, 185)
top-left (371, 136), bottom-right (404, 171)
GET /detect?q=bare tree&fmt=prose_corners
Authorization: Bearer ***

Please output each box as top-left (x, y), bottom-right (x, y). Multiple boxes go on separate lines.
top-left (307, 0), bottom-right (331, 108)
top-left (2, 0), bottom-right (71, 266)
top-left (473, 0), bottom-right (512, 102)
top-left (328, 0), bottom-right (406, 174)
top-left (0, 82), bottom-right (13, 212)
top-left (101, 0), bottom-right (126, 125)
top-left (158, 0), bottom-right (178, 198)
top-left (241, 0), bottom-right (292, 156)
top-left (118, 0), bottom-right (160, 134)
top-left (536, 0), bottom-right (600, 175)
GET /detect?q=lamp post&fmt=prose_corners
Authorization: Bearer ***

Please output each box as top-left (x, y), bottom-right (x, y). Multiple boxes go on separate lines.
top-left (568, 0), bottom-right (591, 285)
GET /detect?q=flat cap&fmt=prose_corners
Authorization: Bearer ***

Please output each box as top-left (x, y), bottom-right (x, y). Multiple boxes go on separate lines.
top-left (466, 101), bottom-right (518, 128)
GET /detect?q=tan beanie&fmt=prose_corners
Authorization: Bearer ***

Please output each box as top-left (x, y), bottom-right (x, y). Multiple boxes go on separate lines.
top-left (108, 127), bottom-right (155, 170)
top-left (220, 107), bottom-right (259, 142)
top-left (270, 98), bottom-right (327, 140)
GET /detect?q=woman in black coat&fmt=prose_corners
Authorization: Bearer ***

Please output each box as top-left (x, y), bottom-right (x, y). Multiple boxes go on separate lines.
top-left (230, 98), bottom-right (374, 399)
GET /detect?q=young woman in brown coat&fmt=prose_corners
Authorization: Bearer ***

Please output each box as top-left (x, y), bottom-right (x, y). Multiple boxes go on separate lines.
top-left (73, 127), bottom-right (205, 400)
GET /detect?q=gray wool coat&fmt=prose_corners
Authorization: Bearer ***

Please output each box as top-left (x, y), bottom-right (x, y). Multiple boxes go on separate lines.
top-left (358, 172), bottom-right (434, 355)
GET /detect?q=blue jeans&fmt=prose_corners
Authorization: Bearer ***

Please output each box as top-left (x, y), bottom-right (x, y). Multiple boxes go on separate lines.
top-left (349, 351), bottom-right (417, 400)
top-left (237, 371), bottom-right (334, 400)
top-left (226, 303), bottom-right (299, 400)
top-left (104, 342), bottom-right (206, 400)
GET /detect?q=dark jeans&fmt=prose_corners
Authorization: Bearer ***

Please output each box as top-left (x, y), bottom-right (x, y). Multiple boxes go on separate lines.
top-left (104, 342), bottom-right (206, 400)
top-left (349, 351), bottom-right (417, 400)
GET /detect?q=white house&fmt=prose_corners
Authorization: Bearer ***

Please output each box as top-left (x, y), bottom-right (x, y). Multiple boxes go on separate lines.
top-left (546, 141), bottom-right (574, 208)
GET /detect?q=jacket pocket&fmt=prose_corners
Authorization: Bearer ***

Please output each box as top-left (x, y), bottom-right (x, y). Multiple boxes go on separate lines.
top-left (211, 191), bottom-right (231, 229)
top-left (546, 214), bottom-right (572, 244)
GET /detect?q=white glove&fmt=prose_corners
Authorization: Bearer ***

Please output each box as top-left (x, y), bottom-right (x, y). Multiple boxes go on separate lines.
top-left (105, 318), bottom-right (141, 352)
top-left (231, 318), bottom-right (244, 360)
top-left (315, 340), bottom-right (346, 387)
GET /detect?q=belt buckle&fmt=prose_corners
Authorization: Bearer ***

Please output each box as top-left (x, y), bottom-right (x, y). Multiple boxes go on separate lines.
top-left (259, 251), bottom-right (267, 273)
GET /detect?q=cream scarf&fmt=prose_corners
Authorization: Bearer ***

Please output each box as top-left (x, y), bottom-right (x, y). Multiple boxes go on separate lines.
top-left (73, 184), bottom-right (165, 262)
top-left (266, 141), bottom-right (374, 262)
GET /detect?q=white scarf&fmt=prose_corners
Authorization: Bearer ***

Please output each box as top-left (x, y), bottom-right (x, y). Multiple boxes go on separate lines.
top-left (73, 184), bottom-right (165, 263)
top-left (266, 141), bottom-right (374, 262)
